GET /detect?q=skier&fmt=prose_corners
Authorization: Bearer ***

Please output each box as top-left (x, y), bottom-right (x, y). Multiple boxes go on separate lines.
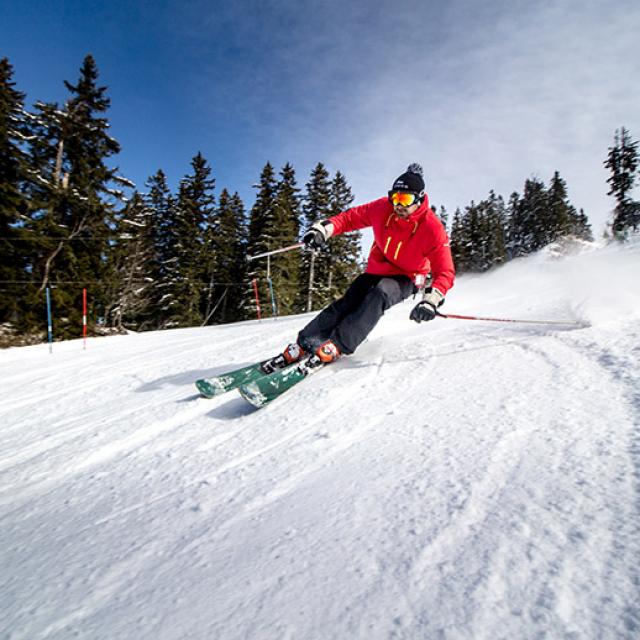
top-left (275, 163), bottom-right (455, 368)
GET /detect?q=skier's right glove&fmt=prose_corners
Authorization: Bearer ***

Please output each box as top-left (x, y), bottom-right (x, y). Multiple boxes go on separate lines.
top-left (303, 221), bottom-right (332, 250)
top-left (410, 287), bottom-right (444, 323)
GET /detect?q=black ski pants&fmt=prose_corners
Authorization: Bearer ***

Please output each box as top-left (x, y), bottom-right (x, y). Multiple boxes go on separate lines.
top-left (297, 273), bottom-right (415, 355)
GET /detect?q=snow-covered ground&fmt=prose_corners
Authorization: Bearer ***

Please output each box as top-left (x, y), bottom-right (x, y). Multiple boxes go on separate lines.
top-left (1, 241), bottom-right (639, 640)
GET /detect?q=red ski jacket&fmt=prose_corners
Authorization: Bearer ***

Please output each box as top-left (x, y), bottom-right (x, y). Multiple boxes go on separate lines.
top-left (329, 196), bottom-right (456, 295)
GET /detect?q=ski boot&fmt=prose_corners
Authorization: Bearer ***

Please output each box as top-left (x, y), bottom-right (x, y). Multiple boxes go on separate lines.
top-left (315, 340), bottom-right (341, 363)
top-left (260, 342), bottom-right (307, 374)
top-left (298, 339), bottom-right (341, 373)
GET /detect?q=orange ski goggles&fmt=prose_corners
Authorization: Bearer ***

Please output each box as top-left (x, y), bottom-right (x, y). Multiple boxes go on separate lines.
top-left (388, 191), bottom-right (419, 207)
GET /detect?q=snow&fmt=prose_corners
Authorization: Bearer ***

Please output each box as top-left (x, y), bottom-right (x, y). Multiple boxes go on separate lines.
top-left (1, 241), bottom-right (639, 640)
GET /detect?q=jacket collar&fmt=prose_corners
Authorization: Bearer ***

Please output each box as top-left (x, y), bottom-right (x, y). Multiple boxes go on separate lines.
top-left (389, 199), bottom-right (430, 226)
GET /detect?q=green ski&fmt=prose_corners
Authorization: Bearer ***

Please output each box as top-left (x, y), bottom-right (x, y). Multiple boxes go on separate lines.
top-left (196, 361), bottom-right (270, 398)
top-left (238, 359), bottom-right (326, 408)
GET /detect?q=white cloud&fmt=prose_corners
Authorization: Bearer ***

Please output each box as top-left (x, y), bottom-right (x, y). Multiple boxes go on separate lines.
top-left (308, 0), bottom-right (640, 234)
top-left (182, 0), bottom-right (640, 235)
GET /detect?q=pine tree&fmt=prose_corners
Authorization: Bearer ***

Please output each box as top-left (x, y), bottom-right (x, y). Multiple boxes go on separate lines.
top-left (229, 192), bottom-right (248, 319)
top-left (527, 177), bottom-right (549, 253)
top-left (464, 201), bottom-right (485, 271)
top-left (505, 192), bottom-right (522, 259)
top-left (545, 171), bottom-right (593, 243)
top-left (438, 205), bottom-right (448, 232)
top-left (171, 152), bottom-right (216, 327)
top-left (245, 162), bottom-right (278, 318)
top-left (512, 178), bottom-right (548, 255)
top-left (604, 127), bottom-right (640, 237)
top-left (449, 207), bottom-right (467, 271)
top-left (482, 191), bottom-right (507, 270)
top-left (545, 171), bottom-right (573, 243)
top-left (451, 194), bottom-right (506, 273)
top-left (570, 208), bottom-right (593, 241)
top-left (449, 204), bottom-right (478, 274)
top-left (25, 55), bottom-right (129, 338)
top-left (326, 170), bottom-right (360, 299)
top-left (0, 58), bottom-right (31, 326)
top-left (145, 169), bottom-right (179, 328)
top-left (103, 193), bottom-right (155, 331)
top-left (269, 163), bottom-right (301, 316)
top-left (298, 162), bottom-right (332, 311)
top-left (210, 189), bottom-right (246, 323)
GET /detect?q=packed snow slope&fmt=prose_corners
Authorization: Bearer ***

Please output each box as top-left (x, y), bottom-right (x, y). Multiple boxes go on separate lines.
top-left (1, 241), bottom-right (640, 640)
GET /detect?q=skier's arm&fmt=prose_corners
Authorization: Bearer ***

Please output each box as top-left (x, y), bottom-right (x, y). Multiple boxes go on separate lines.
top-left (410, 222), bottom-right (454, 324)
top-left (303, 198), bottom-right (381, 248)
top-left (328, 198), bottom-right (383, 235)
top-left (425, 219), bottom-right (455, 296)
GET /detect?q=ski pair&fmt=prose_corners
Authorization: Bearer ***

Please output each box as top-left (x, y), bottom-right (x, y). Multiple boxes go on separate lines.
top-left (195, 342), bottom-right (337, 408)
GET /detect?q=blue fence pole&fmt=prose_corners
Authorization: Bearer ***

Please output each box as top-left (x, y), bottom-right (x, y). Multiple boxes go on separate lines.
top-left (45, 287), bottom-right (53, 353)
top-left (267, 277), bottom-right (278, 317)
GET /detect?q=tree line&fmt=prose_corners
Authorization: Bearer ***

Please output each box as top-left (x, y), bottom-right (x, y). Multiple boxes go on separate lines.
top-left (447, 126), bottom-right (640, 273)
top-left (449, 173), bottom-right (593, 273)
top-left (1, 54), bottom-right (638, 344)
top-left (0, 55), bottom-right (361, 342)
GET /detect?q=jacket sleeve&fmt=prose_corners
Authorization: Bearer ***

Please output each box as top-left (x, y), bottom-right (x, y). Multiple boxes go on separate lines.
top-left (328, 198), bottom-right (386, 235)
top-left (426, 218), bottom-right (456, 295)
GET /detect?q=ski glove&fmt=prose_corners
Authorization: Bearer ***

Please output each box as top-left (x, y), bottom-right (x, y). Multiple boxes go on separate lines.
top-left (303, 221), bottom-right (332, 250)
top-left (410, 287), bottom-right (444, 323)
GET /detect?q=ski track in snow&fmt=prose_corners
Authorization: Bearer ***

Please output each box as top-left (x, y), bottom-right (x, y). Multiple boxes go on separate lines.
top-left (1, 242), bottom-right (640, 639)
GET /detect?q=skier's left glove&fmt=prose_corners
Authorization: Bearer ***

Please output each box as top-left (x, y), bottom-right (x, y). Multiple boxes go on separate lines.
top-left (410, 288), bottom-right (444, 323)
top-left (303, 221), bottom-right (333, 250)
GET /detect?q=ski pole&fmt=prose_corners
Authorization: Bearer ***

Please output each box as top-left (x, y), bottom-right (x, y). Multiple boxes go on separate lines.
top-left (248, 242), bottom-right (304, 261)
top-left (435, 311), bottom-right (584, 327)
top-left (82, 288), bottom-right (87, 350)
top-left (252, 278), bottom-right (262, 320)
top-left (45, 287), bottom-right (53, 353)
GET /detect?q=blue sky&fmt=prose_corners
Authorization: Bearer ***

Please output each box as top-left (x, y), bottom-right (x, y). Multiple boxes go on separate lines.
top-left (2, 0), bottom-right (639, 236)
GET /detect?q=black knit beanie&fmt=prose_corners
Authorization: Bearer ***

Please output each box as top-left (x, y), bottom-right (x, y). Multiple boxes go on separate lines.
top-left (391, 163), bottom-right (425, 195)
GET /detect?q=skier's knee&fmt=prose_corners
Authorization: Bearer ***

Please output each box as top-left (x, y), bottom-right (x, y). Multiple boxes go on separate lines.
top-left (374, 280), bottom-right (401, 308)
